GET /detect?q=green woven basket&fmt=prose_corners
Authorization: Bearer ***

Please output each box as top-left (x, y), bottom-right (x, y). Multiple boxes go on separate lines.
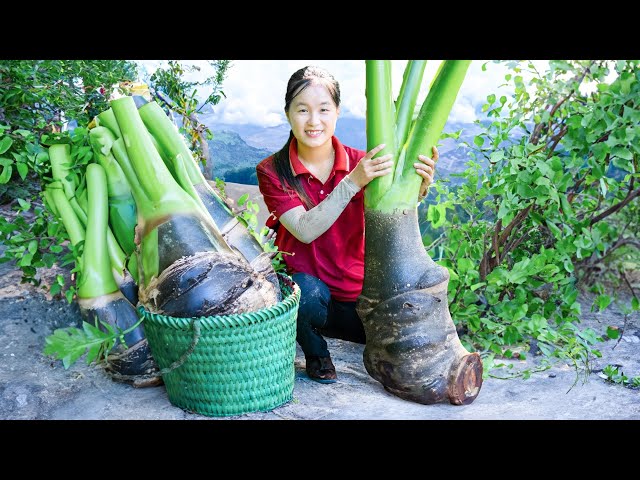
top-left (139, 273), bottom-right (300, 417)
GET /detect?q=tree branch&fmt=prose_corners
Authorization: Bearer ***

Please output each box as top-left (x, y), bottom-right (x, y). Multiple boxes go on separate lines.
top-left (589, 180), bottom-right (640, 226)
top-left (498, 204), bottom-right (533, 245)
top-left (546, 125), bottom-right (568, 159)
top-left (530, 61), bottom-right (596, 145)
top-left (502, 228), bottom-right (533, 259)
top-left (492, 218), bottom-right (502, 266)
top-left (479, 204), bottom-right (533, 279)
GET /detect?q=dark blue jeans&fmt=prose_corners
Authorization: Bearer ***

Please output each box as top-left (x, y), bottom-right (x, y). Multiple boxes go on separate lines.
top-left (292, 272), bottom-right (366, 358)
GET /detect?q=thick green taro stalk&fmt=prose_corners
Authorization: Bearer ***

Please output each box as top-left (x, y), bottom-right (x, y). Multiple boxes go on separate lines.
top-left (356, 60), bottom-right (483, 405)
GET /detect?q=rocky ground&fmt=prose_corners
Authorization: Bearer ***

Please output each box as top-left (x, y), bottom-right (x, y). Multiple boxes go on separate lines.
top-left (1, 248), bottom-right (638, 421)
top-left (1, 184), bottom-right (639, 421)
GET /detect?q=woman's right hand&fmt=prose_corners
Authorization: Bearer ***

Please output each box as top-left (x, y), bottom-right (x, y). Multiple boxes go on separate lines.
top-left (347, 144), bottom-right (394, 189)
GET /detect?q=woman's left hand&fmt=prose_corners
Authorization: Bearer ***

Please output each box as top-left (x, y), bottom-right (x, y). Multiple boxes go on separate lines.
top-left (415, 146), bottom-right (439, 199)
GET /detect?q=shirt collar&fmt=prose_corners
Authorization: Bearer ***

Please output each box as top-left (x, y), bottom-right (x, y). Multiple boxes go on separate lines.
top-left (289, 136), bottom-right (349, 177)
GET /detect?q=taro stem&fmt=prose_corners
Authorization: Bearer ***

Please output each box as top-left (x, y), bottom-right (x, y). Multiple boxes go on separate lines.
top-left (49, 165), bottom-right (146, 350)
top-left (110, 135), bottom-right (158, 292)
top-left (76, 188), bottom-right (138, 304)
top-left (110, 96), bottom-right (279, 318)
top-left (137, 101), bottom-right (265, 264)
top-left (95, 107), bottom-right (122, 139)
top-left (75, 164), bottom-right (146, 348)
top-left (357, 60), bottom-right (482, 406)
top-left (48, 144), bottom-right (85, 226)
top-left (47, 142), bottom-right (137, 302)
top-left (89, 126), bottom-right (137, 256)
top-left (110, 96), bottom-right (234, 287)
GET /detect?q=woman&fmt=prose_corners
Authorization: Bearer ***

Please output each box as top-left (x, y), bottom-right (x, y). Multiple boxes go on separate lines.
top-left (256, 66), bottom-right (438, 383)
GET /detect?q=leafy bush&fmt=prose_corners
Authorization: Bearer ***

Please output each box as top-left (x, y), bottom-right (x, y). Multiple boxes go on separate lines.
top-left (423, 60), bottom-right (640, 378)
top-left (0, 61), bottom-right (138, 290)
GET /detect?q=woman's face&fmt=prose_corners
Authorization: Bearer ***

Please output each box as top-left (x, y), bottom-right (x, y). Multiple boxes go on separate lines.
top-left (286, 82), bottom-right (340, 152)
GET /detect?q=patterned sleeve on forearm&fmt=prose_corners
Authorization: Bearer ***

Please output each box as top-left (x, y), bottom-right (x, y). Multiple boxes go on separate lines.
top-left (279, 176), bottom-right (361, 244)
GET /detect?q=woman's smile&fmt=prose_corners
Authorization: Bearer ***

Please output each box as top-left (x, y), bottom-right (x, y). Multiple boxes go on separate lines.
top-left (305, 129), bottom-right (324, 138)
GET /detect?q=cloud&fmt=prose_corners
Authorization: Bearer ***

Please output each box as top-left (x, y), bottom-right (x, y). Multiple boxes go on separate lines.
top-left (450, 97), bottom-right (479, 124)
top-left (137, 60), bottom-right (549, 127)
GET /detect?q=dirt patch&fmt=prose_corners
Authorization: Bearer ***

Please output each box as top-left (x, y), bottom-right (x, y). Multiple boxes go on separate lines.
top-left (1, 197), bottom-right (639, 420)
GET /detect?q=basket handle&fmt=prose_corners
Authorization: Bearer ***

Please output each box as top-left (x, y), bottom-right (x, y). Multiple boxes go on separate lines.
top-left (106, 318), bottom-right (201, 384)
top-left (157, 317), bottom-right (202, 376)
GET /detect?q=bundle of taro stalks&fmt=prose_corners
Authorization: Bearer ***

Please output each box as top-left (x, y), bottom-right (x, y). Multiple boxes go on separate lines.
top-left (43, 95), bottom-right (280, 387)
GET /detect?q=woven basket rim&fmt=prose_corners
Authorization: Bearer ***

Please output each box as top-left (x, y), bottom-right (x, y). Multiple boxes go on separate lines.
top-left (138, 272), bottom-right (299, 330)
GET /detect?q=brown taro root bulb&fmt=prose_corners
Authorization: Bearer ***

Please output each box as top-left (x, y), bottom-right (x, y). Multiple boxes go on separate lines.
top-left (144, 250), bottom-right (280, 318)
top-left (139, 215), bottom-right (280, 318)
top-left (357, 209), bottom-right (483, 405)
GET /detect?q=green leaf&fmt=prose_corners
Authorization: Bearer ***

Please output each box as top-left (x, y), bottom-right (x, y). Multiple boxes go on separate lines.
top-left (473, 136), bottom-right (485, 147)
top-left (497, 200), bottom-right (511, 220)
top-left (606, 326), bottom-right (620, 340)
top-left (612, 157), bottom-right (633, 172)
top-left (534, 159), bottom-right (554, 178)
top-left (442, 129), bottom-right (462, 140)
top-left (0, 163), bottom-right (12, 184)
top-left (49, 282), bottom-right (61, 297)
top-left (43, 320), bottom-right (117, 369)
top-left (17, 198), bottom-right (30, 210)
top-left (595, 294), bottom-right (611, 311)
top-left (462, 289), bottom-right (479, 305)
top-left (631, 297), bottom-right (639, 311)
top-left (457, 257), bottom-right (474, 274)
top-left (489, 151), bottom-right (504, 163)
top-left (611, 146), bottom-right (632, 160)
top-left (0, 136), bottom-right (13, 155)
top-left (578, 328), bottom-right (599, 345)
top-left (19, 253), bottom-right (33, 267)
top-left (427, 203), bottom-right (447, 229)
top-left (504, 326), bottom-right (520, 345)
top-left (237, 193), bottom-right (249, 206)
top-left (559, 194), bottom-right (573, 219)
top-left (16, 162), bottom-right (28, 180)
top-left (599, 178), bottom-right (608, 197)
top-left (540, 264), bottom-right (560, 277)
top-left (245, 213), bottom-right (257, 227)
top-left (546, 220), bottom-right (562, 238)
top-left (549, 156), bottom-right (563, 172)
top-left (516, 183), bottom-right (535, 198)
top-left (537, 342), bottom-right (554, 356)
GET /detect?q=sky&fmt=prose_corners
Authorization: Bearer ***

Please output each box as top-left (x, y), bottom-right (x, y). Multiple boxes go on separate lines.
top-left (136, 60), bottom-right (546, 127)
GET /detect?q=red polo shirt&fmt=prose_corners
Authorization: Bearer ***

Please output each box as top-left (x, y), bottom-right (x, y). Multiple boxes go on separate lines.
top-left (256, 136), bottom-right (365, 302)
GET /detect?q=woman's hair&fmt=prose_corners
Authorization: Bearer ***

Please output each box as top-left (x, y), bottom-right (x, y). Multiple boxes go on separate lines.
top-left (272, 66), bottom-right (341, 210)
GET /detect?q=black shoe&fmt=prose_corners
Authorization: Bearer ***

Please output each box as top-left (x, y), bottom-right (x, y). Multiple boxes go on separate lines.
top-left (305, 355), bottom-right (337, 384)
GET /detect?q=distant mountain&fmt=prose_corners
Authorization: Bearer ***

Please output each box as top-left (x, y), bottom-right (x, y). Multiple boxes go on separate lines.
top-left (204, 115), bottom-right (368, 153)
top-left (206, 130), bottom-right (271, 184)
top-left (205, 116), bottom-right (486, 186)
